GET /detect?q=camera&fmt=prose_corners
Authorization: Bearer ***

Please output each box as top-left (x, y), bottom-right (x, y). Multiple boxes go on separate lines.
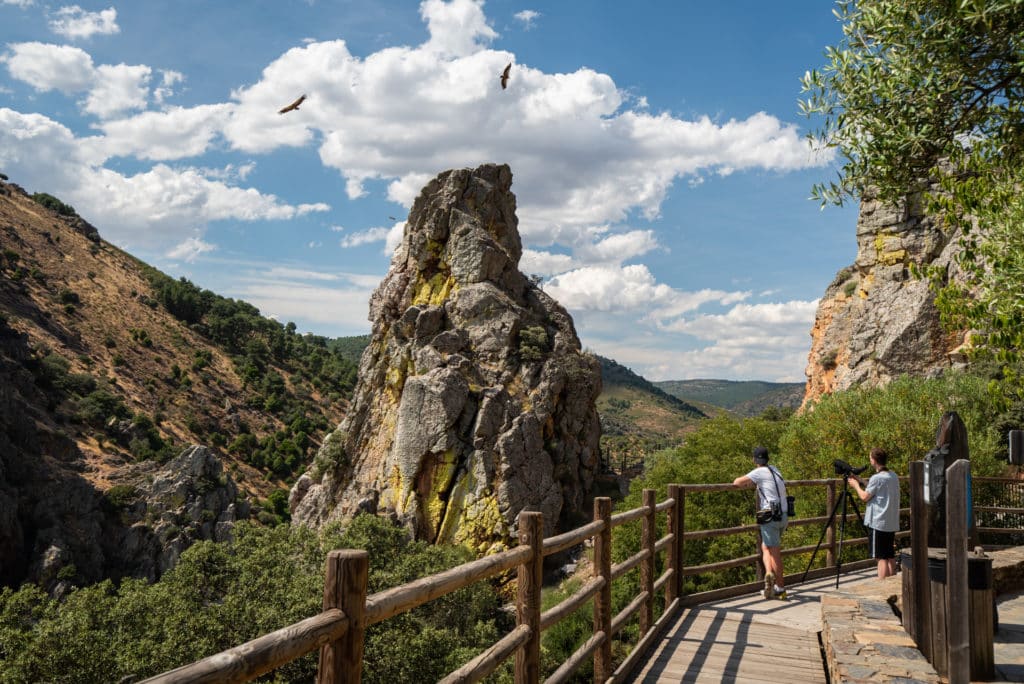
top-left (833, 458), bottom-right (867, 477)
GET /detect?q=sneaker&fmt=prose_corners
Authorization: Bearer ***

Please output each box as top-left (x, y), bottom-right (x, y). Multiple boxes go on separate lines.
top-left (763, 572), bottom-right (775, 599)
top-left (773, 587), bottom-right (788, 600)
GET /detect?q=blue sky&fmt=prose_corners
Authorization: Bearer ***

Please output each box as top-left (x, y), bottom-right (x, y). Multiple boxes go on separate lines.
top-left (0, 0), bottom-right (858, 382)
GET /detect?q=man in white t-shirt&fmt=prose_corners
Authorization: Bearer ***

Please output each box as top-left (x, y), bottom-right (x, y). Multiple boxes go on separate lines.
top-left (848, 447), bottom-right (900, 578)
top-left (733, 446), bottom-right (789, 599)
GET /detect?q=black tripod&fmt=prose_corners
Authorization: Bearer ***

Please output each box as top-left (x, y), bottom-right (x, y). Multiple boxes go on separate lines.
top-left (801, 474), bottom-right (865, 588)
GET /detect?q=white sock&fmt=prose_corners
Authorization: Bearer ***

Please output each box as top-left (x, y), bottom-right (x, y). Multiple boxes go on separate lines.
top-left (774, 585), bottom-right (784, 593)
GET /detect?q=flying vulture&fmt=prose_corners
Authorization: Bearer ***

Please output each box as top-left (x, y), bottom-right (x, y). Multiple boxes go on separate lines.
top-left (278, 94), bottom-right (306, 114)
top-left (500, 63), bottom-right (511, 90)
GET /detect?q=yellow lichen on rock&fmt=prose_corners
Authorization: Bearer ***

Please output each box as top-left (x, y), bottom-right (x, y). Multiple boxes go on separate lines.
top-left (423, 449), bottom-right (458, 534)
top-left (413, 272), bottom-right (456, 306)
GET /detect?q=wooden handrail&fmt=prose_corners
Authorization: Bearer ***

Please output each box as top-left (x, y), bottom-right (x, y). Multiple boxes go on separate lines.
top-left (140, 609), bottom-right (350, 684)
top-left (439, 625), bottom-right (531, 684)
top-left (540, 576), bottom-right (605, 630)
top-left (542, 520), bottom-right (604, 556)
top-left (364, 545), bottom-right (530, 625)
top-left (146, 475), bottom-right (1024, 684)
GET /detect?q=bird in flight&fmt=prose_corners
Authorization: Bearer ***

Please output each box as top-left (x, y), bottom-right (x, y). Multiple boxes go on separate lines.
top-left (278, 94), bottom-right (307, 114)
top-left (500, 63), bottom-right (511, 90)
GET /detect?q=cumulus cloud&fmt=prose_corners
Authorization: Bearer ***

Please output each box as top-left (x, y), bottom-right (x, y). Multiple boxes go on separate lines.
top-left (211, 0), bottom-right (827, 251)
top-left (574, 298), bottom-right (819, 382)
top-left (49, 5), bottom-right (119, 40)
top-left (0, 108), bottom-right (329, 248)
top-left (3, 0), bottom-right (35, 8)
top-left (3, 42), bottom-right (95, 93)
top-left (167, 236), bottom-right (216, 262)
top-left (153, 69), bottom-right (184, 104)
top-left (514, 10), bottom-right (540, 29)
top-left (3, 42), bottom-right (150, 118)
top-left (340, 226), bottom-right (390, 248)
top-left (229, 272), bottom-right (378, 333)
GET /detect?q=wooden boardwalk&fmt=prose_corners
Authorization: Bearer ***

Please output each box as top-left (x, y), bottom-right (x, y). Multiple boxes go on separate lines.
top-left (629, 569), bottom-right (877, 683)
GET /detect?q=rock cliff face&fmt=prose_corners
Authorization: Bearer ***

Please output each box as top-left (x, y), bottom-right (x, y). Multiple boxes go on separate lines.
top-left (803, 191), bottom-right (968, 406)
top-left (291, 164), bottom-right (602, 551)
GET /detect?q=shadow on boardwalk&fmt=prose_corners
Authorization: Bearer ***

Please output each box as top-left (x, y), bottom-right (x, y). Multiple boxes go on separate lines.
top-left (629, 569), bottom-right (874, 683)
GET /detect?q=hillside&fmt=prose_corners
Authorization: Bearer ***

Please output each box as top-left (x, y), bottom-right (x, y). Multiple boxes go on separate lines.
top-left (656, 379), bottom-right (805, 417)
top-left (596, 356), bottom-right (707, 470)
top-left (0, 178), bottom-right (359, 587)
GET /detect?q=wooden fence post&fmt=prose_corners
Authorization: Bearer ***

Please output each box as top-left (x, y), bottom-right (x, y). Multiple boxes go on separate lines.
top-left (641, 489), bottom-right (656, 634)
top-left (947, 459), bottom-right (970, 684)
top-left (826, 480), bottom-right (837, 569)
top-left (666, 484), bottom-right (682, 606)
top-left (910, 460), bottom-right (930, 658)
top-left (594, 497), bottom-right (613, 683)
top-left (515, 511), bottom-right (544, 684)
top-left (318, 550), bottom-right (369, 684)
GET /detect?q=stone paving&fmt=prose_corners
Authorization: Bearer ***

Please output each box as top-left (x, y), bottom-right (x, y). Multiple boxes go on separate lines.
top-left (821, 547), bottom-right (1024, 683)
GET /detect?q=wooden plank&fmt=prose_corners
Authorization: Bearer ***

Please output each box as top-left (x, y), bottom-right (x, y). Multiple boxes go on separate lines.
top-left (514, 512), bottom-right (542, 684)
top-left (640, 489), bottom-right (657, 634)
top-left (947, 459), bottom-right (970, 684)
top-left (594, 497), bottom-right (613, 682)
top-left (318, 550), bottom-right (368, 684)
top-left (626, 586), bottom-right (835, 684)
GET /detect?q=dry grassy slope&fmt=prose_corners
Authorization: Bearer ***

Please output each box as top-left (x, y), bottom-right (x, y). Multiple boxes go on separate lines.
top-left (0, 182), bottom-right (345, 500)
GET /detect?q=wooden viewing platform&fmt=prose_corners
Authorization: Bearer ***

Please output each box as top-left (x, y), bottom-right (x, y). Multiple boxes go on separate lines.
top-left (141, 471), bottom-right (1024, 683)
top-left (628, 569), bottom-right (870, 683)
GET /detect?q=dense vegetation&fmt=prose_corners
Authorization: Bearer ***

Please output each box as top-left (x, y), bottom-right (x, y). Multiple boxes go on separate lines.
top-left (139, 266), bottom-right (360, 477)
top-left (802, 0), bottom-right (1024, 380)
top-left (0, 516), bottom-right (507, 684)
top-left (3, 363), bottom-right (1023, 681)
top-left (539, 370), bottom-right (1018, 679)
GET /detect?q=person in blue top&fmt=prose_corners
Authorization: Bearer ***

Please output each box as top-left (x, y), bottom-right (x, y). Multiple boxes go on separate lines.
top-left (733, 446), bottom-right (788, 599)
top-left (848, 447), bottom-right (901, 579)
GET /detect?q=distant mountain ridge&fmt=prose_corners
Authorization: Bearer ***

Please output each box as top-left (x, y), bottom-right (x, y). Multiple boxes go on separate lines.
top-left (656, 379), bottom-right (805, 417)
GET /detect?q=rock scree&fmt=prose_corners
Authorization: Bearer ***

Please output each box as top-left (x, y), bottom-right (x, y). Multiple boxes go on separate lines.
top-left (290, 164), bottom-right (602, 553)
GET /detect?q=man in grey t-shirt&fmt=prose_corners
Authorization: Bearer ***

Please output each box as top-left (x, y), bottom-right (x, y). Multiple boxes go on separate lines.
top-left (848, 447), bottom-right (900, 578)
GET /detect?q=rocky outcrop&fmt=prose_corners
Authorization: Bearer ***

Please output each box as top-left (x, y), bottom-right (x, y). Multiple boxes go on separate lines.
top-left (291, 164), bottom-right (602, 552)
top-left (803, 190), bottom-right (968, 407)
top-left (0, 322), bottom-right (246, 590)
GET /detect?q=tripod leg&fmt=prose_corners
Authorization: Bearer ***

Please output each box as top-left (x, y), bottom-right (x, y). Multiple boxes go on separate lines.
top-left (835, 492), bottom-right (845, 588)
top-left (800, 484), bottom-right (848, 584)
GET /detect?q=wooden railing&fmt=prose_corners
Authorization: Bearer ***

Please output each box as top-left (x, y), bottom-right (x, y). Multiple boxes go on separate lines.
top-left (142, 475), bottom-right (1024, 684)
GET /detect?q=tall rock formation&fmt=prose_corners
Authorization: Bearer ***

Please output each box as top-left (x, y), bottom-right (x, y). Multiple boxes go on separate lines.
top-left (803, 190), bottom-right (968, 406)
top-left (290, 164), bottom-right (602, 552)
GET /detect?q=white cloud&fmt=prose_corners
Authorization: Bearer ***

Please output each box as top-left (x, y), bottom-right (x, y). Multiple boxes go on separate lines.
top-left (0, 108), bottom-right (329, 248)
top-left (153, 69), bottom-right (184, 104)
top-left (421, 0), bottom-right (497, 57)
top-left (3, 42), bottom-right (152, 119)
top-left (340, 226), bottom-right (390, 248)
top-left (49, 5), bottom-right (119, 39)
top-left (167, 236), bottom-right (216, 262)
top-left (578, 229), bottom-right (659, 263)
top-left (2, 42), bottom-right (95, 93)
top-left (574, 298), bottom-right (819, 382)
top-left (2, 0), bottom-right (34, 8)
top-left (514, 10), bottom-right (540, 29)
top-left (547, 264), bottom-right (723, 313)
top-left (83, 63), bottom-right (151, 117)
top-left (230, 276), bottom-right (376, 333)
top-left (520, 249), bottom-right (574, 276)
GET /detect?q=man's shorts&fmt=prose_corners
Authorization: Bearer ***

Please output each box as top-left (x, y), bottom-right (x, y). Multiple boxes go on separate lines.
top-left (868, 527), bottom-right (896, 559)
top-left (759, 515), bottom-right (787, 547)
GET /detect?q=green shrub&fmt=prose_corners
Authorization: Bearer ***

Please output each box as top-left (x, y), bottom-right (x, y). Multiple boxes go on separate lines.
top-left (58, 289), bottom-right (80, 305)
top-left (103, 485), bottom-right (138, 510)
top-left (519, 325), bottom-right (550, 362)
top-left (0, 519), bottom-right (508, 683)
top-left (30, 192), bottom-right (77, 217)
